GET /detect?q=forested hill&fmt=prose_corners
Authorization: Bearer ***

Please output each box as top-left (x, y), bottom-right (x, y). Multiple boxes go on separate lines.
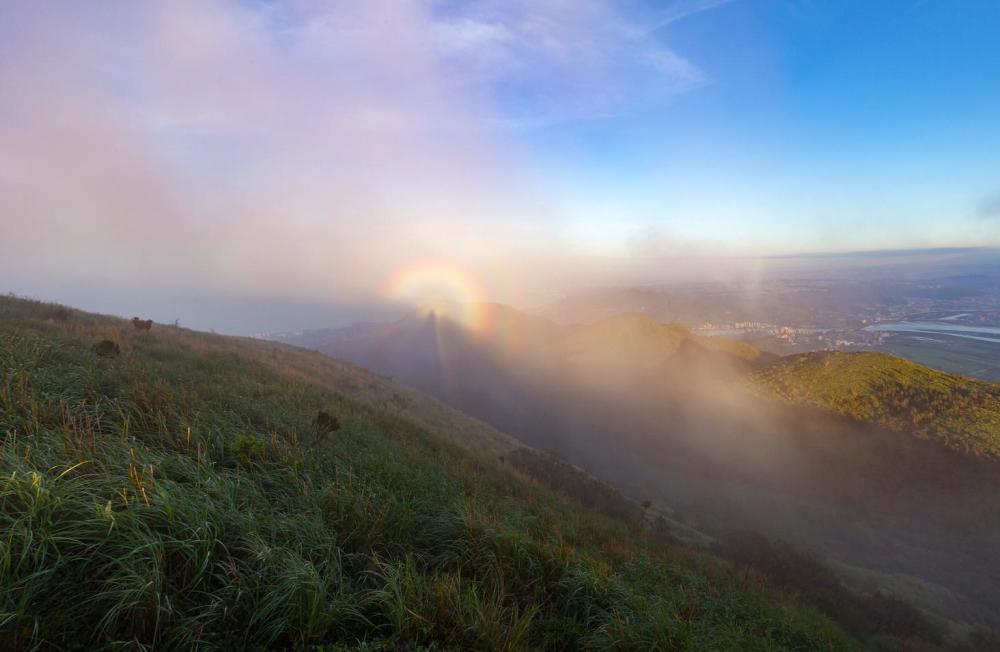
top-left (0, 295), bottom-right (855, 650)
top-left (749, 351), bottom-right (1000, 459)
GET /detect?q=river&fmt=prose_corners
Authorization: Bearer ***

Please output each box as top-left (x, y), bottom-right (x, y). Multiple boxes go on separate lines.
top-left (864, 320), bottom-right (1000, 343)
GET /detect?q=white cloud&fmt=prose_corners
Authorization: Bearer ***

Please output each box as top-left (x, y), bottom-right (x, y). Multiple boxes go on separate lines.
top-left (428, 0), bottom-right (713, 124)
top-left (0, 0), bottom-right (717, 309)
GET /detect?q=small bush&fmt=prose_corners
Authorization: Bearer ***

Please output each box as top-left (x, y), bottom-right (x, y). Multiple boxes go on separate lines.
top-left (230, 434), bottom-right (269, 466)
top-left (93, 339), bottom-right (120, 357)
top-left (315, 410), bottom-right (340, 434)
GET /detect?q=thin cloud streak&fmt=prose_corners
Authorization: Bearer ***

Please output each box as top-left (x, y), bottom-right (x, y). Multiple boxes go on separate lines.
top-left (430, 0), bottom-right (713, 125)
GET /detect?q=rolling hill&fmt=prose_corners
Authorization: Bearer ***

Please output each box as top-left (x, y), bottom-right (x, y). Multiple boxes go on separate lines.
top-left (749, 351), bottom-right (1000, 459)
top-left (0, 295), bottom-right (863, 650)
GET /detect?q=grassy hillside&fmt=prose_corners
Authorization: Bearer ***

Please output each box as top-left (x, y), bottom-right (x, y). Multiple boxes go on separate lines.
top-left (292, 304), bottom-right (1000, 644)
top-left (0, 295), bottom-right (855, 650)
top-left (749, 351), bottom-right (1000, 459)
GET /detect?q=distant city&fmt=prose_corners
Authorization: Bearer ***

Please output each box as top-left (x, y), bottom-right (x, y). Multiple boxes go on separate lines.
top-left (540, 255), bottom-right (1000, 380)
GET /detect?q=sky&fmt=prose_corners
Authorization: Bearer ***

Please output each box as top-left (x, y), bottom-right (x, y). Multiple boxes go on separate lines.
top-left (2, 0), bottom-right (999, 332)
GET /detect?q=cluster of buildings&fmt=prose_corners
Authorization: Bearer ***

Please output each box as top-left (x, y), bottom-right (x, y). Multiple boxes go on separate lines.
top-left (695, 320), bottom-right (889, 354)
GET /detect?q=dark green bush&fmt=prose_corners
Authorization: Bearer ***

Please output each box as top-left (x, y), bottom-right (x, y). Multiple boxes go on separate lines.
top-left (230, 433), bottom-right (269, 466)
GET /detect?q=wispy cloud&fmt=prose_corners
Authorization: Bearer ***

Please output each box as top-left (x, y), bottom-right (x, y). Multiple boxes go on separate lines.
top-left (0, 0), bottom-right (717, 313)
top-left (427, 0), bottom-right (716, 125)
top-left (644, 0), bottom-right (736, 33)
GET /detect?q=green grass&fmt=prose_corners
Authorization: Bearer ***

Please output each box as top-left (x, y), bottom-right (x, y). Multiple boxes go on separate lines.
top-left (0, 295), bottom-right (857, 650)
top-left (749, 351), bottom-right (1000, 459)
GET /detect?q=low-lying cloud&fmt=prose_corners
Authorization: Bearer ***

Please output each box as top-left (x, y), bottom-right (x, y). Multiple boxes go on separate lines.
top-left (0, 0), bottom-right (718, 328)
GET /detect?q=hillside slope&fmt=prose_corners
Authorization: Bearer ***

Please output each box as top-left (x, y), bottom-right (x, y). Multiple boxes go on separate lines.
top-left (749, 351), bottom-right (1000, 459)
top-left (313, 303), bottom-right (1000, 640)
top-left (316, 307), bottom-right (772, 441)
top-left (0, 296), bottom-right (854, 650)
top-left (553, 313), bottom-right (768, 368)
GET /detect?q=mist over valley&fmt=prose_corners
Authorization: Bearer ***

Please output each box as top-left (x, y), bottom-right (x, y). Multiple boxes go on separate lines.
top-left (5, 1), bottom-right (1000, 649)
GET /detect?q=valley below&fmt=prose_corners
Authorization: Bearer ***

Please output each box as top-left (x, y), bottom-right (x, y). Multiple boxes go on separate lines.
top-left (275, 301), bottom-right (1000, 636)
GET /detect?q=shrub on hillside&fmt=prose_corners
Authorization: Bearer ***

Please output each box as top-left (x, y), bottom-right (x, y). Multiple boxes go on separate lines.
top-left (93, 339), bottom-right (120, 357)
top-left (230, 434), bottom-right (269, 467)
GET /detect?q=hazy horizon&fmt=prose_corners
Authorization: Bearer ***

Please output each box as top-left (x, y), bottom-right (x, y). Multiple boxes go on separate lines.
top-left (3, 1), bottom-right (1000, 332)
top-left (6, 245), bottom-right (997, 335)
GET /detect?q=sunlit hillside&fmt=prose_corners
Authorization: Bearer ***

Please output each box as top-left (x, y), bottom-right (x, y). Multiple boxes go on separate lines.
top-left (749, 351), bottom-right (1000, 459)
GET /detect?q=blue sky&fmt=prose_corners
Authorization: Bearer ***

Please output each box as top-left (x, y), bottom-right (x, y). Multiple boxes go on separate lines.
top-left (513, 0), bottom-right (1000, 254)
top-left (1, 0), bottom-right (999, 330)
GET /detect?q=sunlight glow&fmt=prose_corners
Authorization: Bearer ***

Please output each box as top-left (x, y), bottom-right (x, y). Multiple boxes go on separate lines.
top-left (381, 260), bottom-right (489, 330)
